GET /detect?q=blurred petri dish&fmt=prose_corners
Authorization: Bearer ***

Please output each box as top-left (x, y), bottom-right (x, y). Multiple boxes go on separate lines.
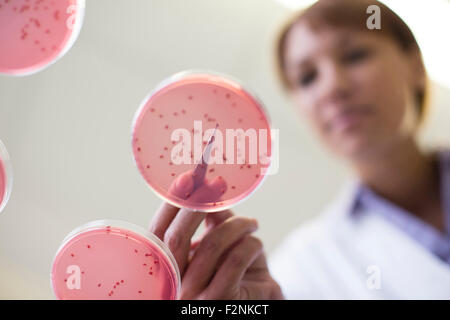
top-left (132, 71), bottom-right (272, 212)
top-left (0, 139), bottom-right (13, 214)
top-left (51, 220), bottom-right (181, 300)
top-left (0, 0), bottom-right (85, 76)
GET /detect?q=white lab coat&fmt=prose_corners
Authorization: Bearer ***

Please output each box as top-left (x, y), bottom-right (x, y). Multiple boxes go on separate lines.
top-left (268, 181), bottom-right (450, 299)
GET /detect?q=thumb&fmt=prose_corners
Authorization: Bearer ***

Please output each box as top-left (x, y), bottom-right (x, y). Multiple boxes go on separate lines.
top-left (207, 176), bottom-right (227, 201)
top-left (188, 175), bottom-right (227, 204)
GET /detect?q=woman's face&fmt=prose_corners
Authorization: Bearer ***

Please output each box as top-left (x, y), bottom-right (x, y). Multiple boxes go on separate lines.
top-left (282, 22), bottom-right (422, 161)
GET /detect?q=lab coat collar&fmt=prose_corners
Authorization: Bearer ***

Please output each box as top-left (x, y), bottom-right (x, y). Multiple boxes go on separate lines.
top-left (331, 148), bottom-right (450, 223)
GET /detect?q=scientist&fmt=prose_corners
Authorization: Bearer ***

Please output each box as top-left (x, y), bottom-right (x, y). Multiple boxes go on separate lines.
top-left (149, 0), bottom-right (450, 299)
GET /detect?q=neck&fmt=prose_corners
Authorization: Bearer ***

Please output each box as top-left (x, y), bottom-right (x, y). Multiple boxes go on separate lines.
top-left (353, 138), bottom-right (439, 212)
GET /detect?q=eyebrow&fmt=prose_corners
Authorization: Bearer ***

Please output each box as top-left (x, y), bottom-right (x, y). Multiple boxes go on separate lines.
top-left (288, 33), bottom-right (355, 71)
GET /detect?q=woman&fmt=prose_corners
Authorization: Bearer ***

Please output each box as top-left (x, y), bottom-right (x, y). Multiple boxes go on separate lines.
top-left (150, 0), bottom-right (450, 299)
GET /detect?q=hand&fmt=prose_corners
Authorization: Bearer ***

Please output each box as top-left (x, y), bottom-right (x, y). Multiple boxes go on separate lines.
top-left (149, 172), bottom-right (283, 300)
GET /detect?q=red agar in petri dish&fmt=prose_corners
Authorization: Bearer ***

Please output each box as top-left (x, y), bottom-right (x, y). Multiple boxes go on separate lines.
top-left (131, 71), bottom-right (272, 212)
top-left (51, 220), bottom-right (180, 300)
top-left (0, 139), bottom-right (12, 214)
top-left (0, 0), bottom-right (85, 76)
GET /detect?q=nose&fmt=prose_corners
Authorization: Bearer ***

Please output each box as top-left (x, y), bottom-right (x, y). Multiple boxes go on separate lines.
top-left (318, 60), bottom-right (353, 107)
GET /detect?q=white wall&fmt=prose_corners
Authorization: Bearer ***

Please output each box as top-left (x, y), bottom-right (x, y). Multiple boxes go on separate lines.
top-left (0, 0), bottom-right (449, 299)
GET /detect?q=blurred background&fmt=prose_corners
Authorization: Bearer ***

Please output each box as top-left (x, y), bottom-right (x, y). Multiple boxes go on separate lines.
top-left (0, 0), bottom-right (449, 299)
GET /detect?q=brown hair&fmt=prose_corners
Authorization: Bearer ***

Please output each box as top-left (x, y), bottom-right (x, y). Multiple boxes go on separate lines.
top-left (274, 0), bottom-right (429, 120)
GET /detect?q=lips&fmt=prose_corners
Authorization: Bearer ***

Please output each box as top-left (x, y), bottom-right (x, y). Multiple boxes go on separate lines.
top-left (327, 106), bottom-right (370, 133)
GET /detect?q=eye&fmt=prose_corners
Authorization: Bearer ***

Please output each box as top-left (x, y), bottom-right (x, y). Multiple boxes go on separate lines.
top-left (342, 47), bottom-right (372, 64)
top-left (297, 69), bottom-right (317, 87)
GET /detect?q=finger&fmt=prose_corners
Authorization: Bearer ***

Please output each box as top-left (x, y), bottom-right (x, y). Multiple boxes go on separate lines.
top-left (150, 171), bottom-right (195, 240)
top-left (247, 253), bottom-right (269, 272)
top-left (208, 175), bottom-right (227, 200)
top-left (181, 216), bottom-right (258, 298)
top-left (205, 210), bottom-right (233, 229)
top-left (164, 207), bottom-right (207, 275)
top-left (190, 175), bottom-right (227, 203)
top-left (168, 171), bottom-right (195, 200)
top-left (204, 236), bottom-right (263, 298)
top-left (149, 201), bottom-right (180, 240)
top-left (190, 210), bottom-right (234, 262)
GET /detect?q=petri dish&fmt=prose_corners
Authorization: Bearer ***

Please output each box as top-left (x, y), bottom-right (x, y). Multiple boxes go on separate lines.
top-left (0, 139), bottom-right (13, 214)
top-left (0, 0), bottom-right (85, 76)
top-left (132, 71), bottom-right (272, 212)
top-left (51, 220), bottom-right (181, 300)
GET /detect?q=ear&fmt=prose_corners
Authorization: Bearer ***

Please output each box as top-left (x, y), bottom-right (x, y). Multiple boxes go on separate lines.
top-left (406, 48), bottom-right (426, 91)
